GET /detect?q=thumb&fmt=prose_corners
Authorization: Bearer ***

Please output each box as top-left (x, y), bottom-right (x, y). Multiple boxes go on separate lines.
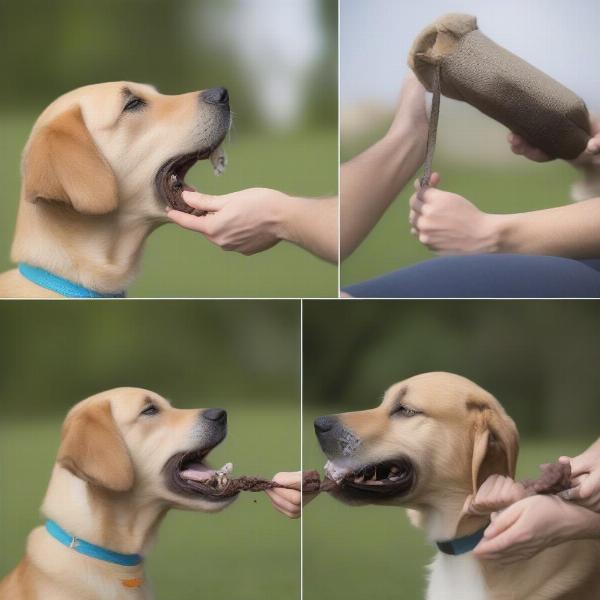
top-left (586, 135), bottom-right (600, 155)
top-left (182, 190), bottom-right (227, 213)
top-left (462, 494), bottom-right (474, 515)
top-left (482, 503), bottom-right (522, 541)
top-left (272, 471), bottom-right (302, 491)
top-left (429, 172), bottom-right (441, 187)
top-left (413, 172), bottom-right (442, 193)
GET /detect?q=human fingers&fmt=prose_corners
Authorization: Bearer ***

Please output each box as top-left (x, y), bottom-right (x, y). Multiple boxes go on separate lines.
top-left (166, 209), bottom-right (217, 235)
top-left (412, 172), bottom-right (441, 194)
top-left (507, 132), bottom-right (551, 162)
top-left (561, 471), bottom-right (600, 504)
top-left (586, 132), bottom-right (600, 155)
top-left (480, 502), bottom-right (523, 542)
top-left (409, 209), bottom-right (421, 229)
top-left (271, 471), bottom-right (301, 491)
top-left (268, 487), bottom-right (301, 507)
top-left (265, 490), bottom-right (301, 518)
top-left (182, 190), bottom-right (228, 213)
top-left (409, 194), bottom-right (424, 214)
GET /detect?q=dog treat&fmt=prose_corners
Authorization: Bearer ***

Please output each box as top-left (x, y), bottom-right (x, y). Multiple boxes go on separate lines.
top-left (521, 461), bottom-right (572, 496)
top-left (408, 13), bottom-right (591, 160)
top-left (314, 476), bottom-right (338, 493)
top-left (193, 467), bottom-right (321, 497)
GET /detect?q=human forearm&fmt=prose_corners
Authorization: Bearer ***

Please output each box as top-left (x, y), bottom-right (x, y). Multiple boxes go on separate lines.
top-left (341, 125), bottom-right (426, 260)
top-left (278, 195), bottom-right (338, 264)
top-left (493, 197), bottom-right (600, 258)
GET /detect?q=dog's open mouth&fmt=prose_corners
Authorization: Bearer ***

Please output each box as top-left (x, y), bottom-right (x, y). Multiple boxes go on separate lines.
top-left (323, 458), bottom-right (416, 500)
top-left (155, 144), bottom-right (227, 214)
top-left (163, 446), bottom-right (239, 502)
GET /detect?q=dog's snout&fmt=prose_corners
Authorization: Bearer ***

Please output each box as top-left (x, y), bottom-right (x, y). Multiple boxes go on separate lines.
top-left (201, 87), bottom-right (229, 106)
top-left (314, 415), bottom-right (337, 435)
top-left (202, 408), bottom-right (227, 424)
top-left (314, 415), bottom-right (360, 459)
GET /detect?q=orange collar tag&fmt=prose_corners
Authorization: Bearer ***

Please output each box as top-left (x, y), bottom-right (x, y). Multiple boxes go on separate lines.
top-left (121, 577), bottom-right (143, 589)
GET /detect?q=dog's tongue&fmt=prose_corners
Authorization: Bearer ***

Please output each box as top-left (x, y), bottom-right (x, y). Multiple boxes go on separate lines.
top-left (180, 463), bottom-right (215, 482)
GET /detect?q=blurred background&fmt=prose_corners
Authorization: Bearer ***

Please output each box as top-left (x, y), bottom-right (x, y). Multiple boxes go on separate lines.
top-left (0, 301), bottom-right (300, 599)
top-left (340, 0), bottom-right (600, 288)
top-left (0, 0), bottom-right (337, 297)
top-left (303, 300), bottom-right (599, 599)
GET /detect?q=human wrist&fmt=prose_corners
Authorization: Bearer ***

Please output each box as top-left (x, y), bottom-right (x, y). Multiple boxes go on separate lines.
top-left (275, 193), bottom-right (304, 244)
top-left (558, 499), bottom-right (600, 542)
top-left (475, 213), bottom-right (509, 254)
top-left (489, 213), bottom-right (522, 253)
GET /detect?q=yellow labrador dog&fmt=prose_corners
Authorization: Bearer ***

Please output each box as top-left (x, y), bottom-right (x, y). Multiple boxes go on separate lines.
top-left (0, 388), bottom-right (240, 599)
top-left (314, 372), bottom-right (600, 600)
top-left (0, 82), bottom-right (230, 298)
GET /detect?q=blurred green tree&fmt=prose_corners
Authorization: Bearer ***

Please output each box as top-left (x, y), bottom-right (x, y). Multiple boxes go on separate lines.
top-left (303, 300), bottom-right (600, 436)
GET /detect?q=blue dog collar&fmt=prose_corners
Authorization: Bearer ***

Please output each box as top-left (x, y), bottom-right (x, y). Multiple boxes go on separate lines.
top-left (18, 263), bottom-right (125, 298)
top-left (45, 520), bottom-right (142, 566)
top-left (436, 523), bottom-right (489, 556)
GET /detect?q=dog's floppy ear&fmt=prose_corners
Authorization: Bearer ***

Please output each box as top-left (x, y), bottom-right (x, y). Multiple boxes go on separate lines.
top-left (57, 399), bottom-right (134, 492)
top-left (23, 105), bottom-right (118, 215)
top-left (469, 397), bottom-right (519, 494)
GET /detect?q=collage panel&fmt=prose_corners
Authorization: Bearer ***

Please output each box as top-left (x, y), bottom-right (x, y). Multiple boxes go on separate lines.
top-left (0, 0), bottom-right (338, 300)
top-left (0, 300), bottom-right (301, 599)
top-left (340, 0), bottom-right (600, 298)
top-left (302, 300), bottom-right (600, 599)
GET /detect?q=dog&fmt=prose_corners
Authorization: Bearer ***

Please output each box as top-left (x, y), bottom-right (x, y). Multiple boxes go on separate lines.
top-left (0, 82), bottom-right (230, 298)
top-left (314, 372), bottom-right (600, 600)
top-left (0, 387), bottom-right (240, 599)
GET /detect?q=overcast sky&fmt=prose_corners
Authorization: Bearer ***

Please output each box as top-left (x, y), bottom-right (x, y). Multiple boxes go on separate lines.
top-left (341, 0), bottom-right (600, 111)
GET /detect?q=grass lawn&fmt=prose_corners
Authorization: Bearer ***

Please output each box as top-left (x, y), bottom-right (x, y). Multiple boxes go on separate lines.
top-left (0, 113), bottom-right (338, 298)
top-left (302, 413), bottom-right (588, 600)
top-left (0, 402), bottom-right (300, 599)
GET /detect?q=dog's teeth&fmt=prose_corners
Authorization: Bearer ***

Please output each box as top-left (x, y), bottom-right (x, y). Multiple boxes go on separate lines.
top-left (215, 463), bottom-right (233, 488)
top-left (355, 475), bottom-right (365, 483)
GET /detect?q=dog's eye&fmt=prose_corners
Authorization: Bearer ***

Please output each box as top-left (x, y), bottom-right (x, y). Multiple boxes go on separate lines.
top-left (140, 404), bottom-right (159, 417)
top-left (391, 404), bottom-right (419, 418)
top-left (123, 96), bottom-right (146, 112)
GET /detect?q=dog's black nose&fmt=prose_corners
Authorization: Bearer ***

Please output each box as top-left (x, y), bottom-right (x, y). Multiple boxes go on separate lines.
top-left (314, 415), bottom-right (336, 434)
top-left (201, 87), bottom-right (229, 106)
top-left (203, 408), bottom-right (227, 424)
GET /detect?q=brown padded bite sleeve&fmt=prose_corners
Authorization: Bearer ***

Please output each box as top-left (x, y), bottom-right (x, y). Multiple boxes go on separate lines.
top-left (408, 13), bottom-right (591, 160)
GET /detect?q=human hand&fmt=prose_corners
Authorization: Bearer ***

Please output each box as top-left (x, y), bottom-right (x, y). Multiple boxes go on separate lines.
top-left (409, 174), bottom-right (502, 255)
top-left (167, 188), bottom-right (287, 255)
top-left (265, 471), bottom-right (319, 519)
top-left (558, 438), bottom-right (600, 512)
top-left (474, 494), bottom-right (599, 563)
top-left (464, 475), bottom-right (528, 517)
top-left (508, 115), bottom-right (600, 164)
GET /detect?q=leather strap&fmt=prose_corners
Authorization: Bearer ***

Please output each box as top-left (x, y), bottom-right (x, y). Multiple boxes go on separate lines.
top-left (419, 62), bottom-right (442, 192)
